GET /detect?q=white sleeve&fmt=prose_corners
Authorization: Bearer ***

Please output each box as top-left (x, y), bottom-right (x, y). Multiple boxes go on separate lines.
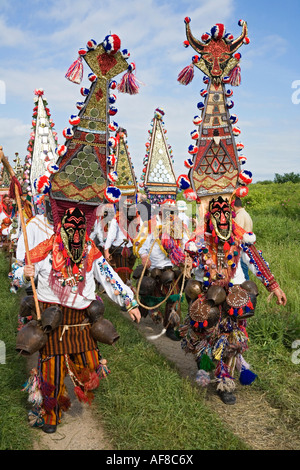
top-left (241, 251), bottom-right (259, 277)
top-left (93, 255), bottom-right (134, 308)
top-left (90, 220), bottom-right (104, 244)
top-left (12, 260), bottom-right (40, 289)
top-left (138, 234), bottom-right (153, 258)
top-left (16, 219), bottom-right (39, 261)
top-left (104, 219), bottom-right (117, 250)
top-left (16, 232), bottom-right (26, 262)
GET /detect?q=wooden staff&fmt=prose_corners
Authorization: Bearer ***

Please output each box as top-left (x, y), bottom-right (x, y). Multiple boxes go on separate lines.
top-left (0, 146), bottom-right (41, 320)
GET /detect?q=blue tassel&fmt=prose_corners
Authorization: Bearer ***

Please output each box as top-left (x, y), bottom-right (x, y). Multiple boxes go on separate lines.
top-left (239, 367), bottom-right (257, 386)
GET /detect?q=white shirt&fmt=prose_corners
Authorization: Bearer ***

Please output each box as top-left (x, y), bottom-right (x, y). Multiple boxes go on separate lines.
top-left (16, 214), bottom-right (54, 262)
top-left (90, 219), bottom-right (104, 247)
top-left (139, 232), bottom-right (173, 270)
top-left (104, 218), bottom-right (133, 250)
top-left (178, 211), bottom-right (190, 227)
top-left (0, 211), bottom-right (9, 223)
top-left (15, 251), bottom-right (134, 310)
top-left (138, 228), bottom-right (189, 271)
top-left (234, 207), bottom-right (253, 233)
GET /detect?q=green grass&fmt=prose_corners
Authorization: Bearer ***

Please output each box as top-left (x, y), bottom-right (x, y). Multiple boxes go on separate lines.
top-left (0, 255), bottom-right (34, 450)
top-left (228, 182), bottom-right (300, 431)
top-left (96, 298), bottom-right (248, 450)
top-left (242, 209), bottom-right (300, 430)
top-left (0, 181), bottom-right (299, 449)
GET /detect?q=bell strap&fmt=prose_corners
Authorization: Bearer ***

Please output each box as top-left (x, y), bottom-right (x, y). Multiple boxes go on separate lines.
top-left (59, 321), bottom-right (91, 342)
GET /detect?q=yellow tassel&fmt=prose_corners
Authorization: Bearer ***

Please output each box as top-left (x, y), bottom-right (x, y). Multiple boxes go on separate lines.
top-left (213, 346), bottom-right (223, 361)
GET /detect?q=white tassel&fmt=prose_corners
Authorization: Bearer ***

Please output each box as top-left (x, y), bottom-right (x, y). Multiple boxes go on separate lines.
top-left (216, 377), bottom-right (236, 392)
top-left (146, 328), bottom-right (167, 340)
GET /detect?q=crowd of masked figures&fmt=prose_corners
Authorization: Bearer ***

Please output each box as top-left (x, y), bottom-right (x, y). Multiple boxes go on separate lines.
top-left (0, 192), bottom-right (284, 407)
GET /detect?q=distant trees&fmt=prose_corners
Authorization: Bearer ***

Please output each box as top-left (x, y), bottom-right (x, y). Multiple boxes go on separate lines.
top-left (274, 172), bottom-right (300, 184)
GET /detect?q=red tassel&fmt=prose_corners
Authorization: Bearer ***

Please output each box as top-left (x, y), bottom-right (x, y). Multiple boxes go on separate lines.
top-left (229, 307), bottom-right (234, 316)
top-left (72, 263), bottom-right (79, 274)
top-left (121, 246), bottom-right (131, 258)
top-left (42, 396), bottom-right (57, 412)
top-left (58, 394), bottom-right (71, 412)
top-left (117, 70), bottom-right (140, 95)
top-left (229, 65), bottom-right (241, 86)
top-left (84, 372), bottom-right (100, 391)
top-left (223, 241), bottom-right (230, 251)
top-left (9, 176), bottom-right (22, 199)
top-left (74, 386), bottom-right (89, 403)
top-left (247, 300), bottom-right (254, 310)
top-left (177, 63), bottom-right (194, 85)
top-left (65, 56), bottom-right (84, 84)
top-left (238, 308), bottom-right (244, 316)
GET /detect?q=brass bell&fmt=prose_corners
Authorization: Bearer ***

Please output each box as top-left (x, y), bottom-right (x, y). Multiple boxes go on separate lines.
top-left (16, 320), bottom-right (48, 356)
top-left (139, 276), bottom-right (157, 296)
top-left (160, 269), bottom-right (175, 285)
top-left (86, 299), bottom-right (105, 323)
top-left (206, 285), bottom-right (227, 305)
top-left (184, 279), bottom-right (202, 300)
top-left (132, 264), bottom-right (146, 279)
top-left (151, 268), bottom-right (162, 280)
top-left (90, 317), bottom-right (120, 345)
top-left (241, 280), bottom-right (259, 296)
top-left (41, 305), bottom-right (63, 332)
top-left (19, 296), bottom-right (37, 319)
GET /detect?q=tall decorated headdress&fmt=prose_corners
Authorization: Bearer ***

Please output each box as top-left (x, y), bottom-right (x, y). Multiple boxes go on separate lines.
top-left (141, 107), bottom-right (177, 205)
top-left (24, 89), bottom-right (59, 209)
top-left (108, 127), bottom-right (137, 200)
top-left (13, 153), bottom-right (24, 183)
top-left (178, 18), bottom-right (252, 203)
top-left (0, 163), bottom-right (10, 190)
top-left (49, 34), bottom-right (140, 232)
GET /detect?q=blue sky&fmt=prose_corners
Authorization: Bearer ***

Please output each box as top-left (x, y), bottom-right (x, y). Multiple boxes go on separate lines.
top-left (0, 0), bottom-right (299, 184)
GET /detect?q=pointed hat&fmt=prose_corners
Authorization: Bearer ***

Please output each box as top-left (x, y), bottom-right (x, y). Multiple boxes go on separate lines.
top-left (141, 107), bottom-right (177, 205)
top-left (179, 18), bottom-right (252, 202)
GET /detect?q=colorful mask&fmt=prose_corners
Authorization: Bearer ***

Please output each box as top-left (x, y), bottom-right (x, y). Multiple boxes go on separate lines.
top-left (209, 196), bottom-right (232, 241)
top-left (60, 207), bottom-right (86, 264)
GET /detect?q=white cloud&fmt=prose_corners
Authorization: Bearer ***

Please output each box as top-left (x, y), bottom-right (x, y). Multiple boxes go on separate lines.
top-left (0, 16), bottom-right (28, 47)
top-left (0, 0), bottom-right (298, 182)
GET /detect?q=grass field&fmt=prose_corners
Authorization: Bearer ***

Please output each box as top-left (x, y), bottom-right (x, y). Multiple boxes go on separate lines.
top-left (0, 181), bottom-right (299, 450)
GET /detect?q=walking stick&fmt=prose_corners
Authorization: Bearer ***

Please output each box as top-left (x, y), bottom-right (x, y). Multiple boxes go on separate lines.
top-left (0, 146), bottom-right (41, 321)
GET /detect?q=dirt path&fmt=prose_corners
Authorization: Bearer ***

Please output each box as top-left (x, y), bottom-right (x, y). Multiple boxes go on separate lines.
top-left (28, 314), bottom-right (300, 451)
top-left (136, 316), bottom-right (300, 451)
top-left (27, 354), bottom-right (113, 451)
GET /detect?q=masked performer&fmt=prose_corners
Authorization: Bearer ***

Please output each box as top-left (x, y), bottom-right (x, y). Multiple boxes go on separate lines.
top-left (134, 200), bottom-right (191, 341)
top-left (104, 200), bottom-right (139, 283)
top-left (17, 206), bottom-right (140, 433)
top-left (9, 197), bottom-right (54, 295)
top-left (16, 31), bottom-right (142, 432)
top-left (90, 204), bottom-right (114, 253)
top-left (177, 17), bottom-right (286, 404)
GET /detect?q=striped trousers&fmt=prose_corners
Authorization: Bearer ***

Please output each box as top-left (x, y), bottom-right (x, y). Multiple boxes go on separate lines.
top-left (39, 349), bottom-right (101, 426)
